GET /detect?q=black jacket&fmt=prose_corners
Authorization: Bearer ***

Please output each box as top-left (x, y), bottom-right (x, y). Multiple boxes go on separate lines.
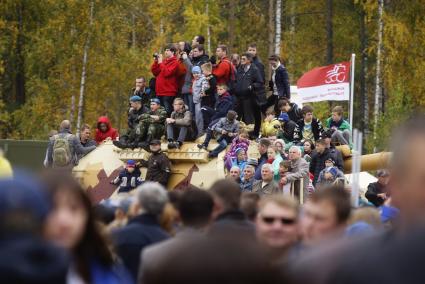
top-left (140, 151), bottom-right (171, 187)
top-left (329, 146), bottom-right (344, 172)
top-left (253, 56), bottom-right (266, 82)
top-left (277, 120), bottom-right (297, 143)
top-left (234, 64), bottom-right (264, 99)
top-left (294, 118), bottom-right (324, 143)
top-left (192, 54), bottom-right (210, 67)
top-left (210, 92), bottom-right (234, 121)
top-left (269, 65), bottom-right (291, 99)
top-left (286, 103), bottom-right (303, 122)
top-left (309, 148), bottom-right (343, 185)
top-left (128, 105), bottom-right (149, 129)
top-left (365, 182), bottom-right (386, 207)
top-left (113, 214), bottom-right (169, 281)
top-left (210, 210), bottom-right (255, 235)
top-left (201, 74), bottom-right (217, 107)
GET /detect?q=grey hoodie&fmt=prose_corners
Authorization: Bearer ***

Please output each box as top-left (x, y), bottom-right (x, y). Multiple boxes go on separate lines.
top-left (192, 74), bottom-right (209, 104)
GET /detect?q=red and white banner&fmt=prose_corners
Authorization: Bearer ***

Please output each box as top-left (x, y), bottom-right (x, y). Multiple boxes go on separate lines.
top-left (296, 61), bottom-right (351, 103)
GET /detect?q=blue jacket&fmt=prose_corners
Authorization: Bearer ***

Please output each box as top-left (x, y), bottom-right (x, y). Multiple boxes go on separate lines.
top-left (90, 260), bottom-right (134, 284)
top-left (112, 214), bottom-right (169, 281)
top-left (240, 177), bottom-right (254, 192)
top-left (254, 153), bottom-right (268, 180)
top-left (112, 168), bottom-right (143, 193)
top-left (211, 92), bottom-right (234, 121)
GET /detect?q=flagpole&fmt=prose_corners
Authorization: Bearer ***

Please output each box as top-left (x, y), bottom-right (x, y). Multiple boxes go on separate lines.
top-left (349, 53), bottom-right (356, 130)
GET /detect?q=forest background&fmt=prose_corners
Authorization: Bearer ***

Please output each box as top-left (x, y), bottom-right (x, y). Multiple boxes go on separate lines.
top-left (1, 0), bottom-right (424, 152)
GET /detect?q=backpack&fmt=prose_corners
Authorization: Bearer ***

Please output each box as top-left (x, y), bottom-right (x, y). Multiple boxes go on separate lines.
top-left (224, 59), bottom-right (237, 95)
top-left (52, 133), bottom-right (73, 167)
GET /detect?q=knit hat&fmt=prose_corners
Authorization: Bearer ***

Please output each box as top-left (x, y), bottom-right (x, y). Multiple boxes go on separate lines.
top-left (278, 113), bottom-right (289, 122)
top-left (150, 98), bottom-right (161, 105)
top-left (130, 95), bottom-right (142, 102)
top-left (192, 66), bottom-right (202, 74)
top-left (126, 159), bottom-right (136, 168)
top-left (326, 167), bottom-right (338, 177)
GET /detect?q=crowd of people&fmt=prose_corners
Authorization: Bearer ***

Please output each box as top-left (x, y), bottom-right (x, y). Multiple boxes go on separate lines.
top-left (3, 110), bottom-right (421, 283)
top-left (45, 34), bottom-right (356, 195)
top-left (17, 34), bottom-right (425, 284)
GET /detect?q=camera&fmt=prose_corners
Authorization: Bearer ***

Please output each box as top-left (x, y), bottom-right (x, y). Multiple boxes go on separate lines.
top-left (153, 53), bottom-right (159, 59)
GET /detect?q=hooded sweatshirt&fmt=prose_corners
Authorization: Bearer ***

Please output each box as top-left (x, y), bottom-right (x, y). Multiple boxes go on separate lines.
top-left (95, 116), bottom-right (119, 144)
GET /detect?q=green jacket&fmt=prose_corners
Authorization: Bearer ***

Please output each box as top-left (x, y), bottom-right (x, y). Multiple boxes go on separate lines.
top-left (141, 107), bottom-right (167, 125)
top-left (326, 117), bottom-right (351, 132)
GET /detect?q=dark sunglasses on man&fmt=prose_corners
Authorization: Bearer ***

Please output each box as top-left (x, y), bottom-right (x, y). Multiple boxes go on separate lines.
top-left (261, 216), bottom-right (296, 225)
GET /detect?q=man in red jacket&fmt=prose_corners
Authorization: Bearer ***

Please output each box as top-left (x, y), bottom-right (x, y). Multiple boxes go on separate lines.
top-left (151, 44), bottom-right (180, 115)
top-left (212, 44), bottom-right (232, 85)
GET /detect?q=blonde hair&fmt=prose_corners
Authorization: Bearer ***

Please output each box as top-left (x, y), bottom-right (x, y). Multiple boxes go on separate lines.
top-left (258, 195), bottom-right (299, 215)
top-left (349, 207), bottom-right (382, 228)
top-left (201, 62), bottom-right (212, 73)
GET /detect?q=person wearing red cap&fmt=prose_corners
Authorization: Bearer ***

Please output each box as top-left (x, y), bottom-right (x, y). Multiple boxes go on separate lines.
top-left (111, 160), bottom-right (143, 193)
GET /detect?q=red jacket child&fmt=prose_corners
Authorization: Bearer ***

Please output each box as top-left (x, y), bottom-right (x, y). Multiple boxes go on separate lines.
top-left (95, 116), bottom-right (119, 144)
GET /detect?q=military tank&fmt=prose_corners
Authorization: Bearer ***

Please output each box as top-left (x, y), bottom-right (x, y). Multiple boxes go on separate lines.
top-left (72, 138), bottom-right (390, 204)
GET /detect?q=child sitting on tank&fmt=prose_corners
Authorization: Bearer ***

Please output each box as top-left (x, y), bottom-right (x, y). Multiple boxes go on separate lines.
top-left (110, 160), bottom-right (143, 193)
top-left (197, 110), bottom-right (240, 158)
top-left (224, 130), bottom-right (250, 171)
top-left (228, 148), bottom-right (248, 179)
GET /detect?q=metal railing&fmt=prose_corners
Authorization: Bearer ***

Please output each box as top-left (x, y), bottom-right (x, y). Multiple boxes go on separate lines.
top-left (287, 178), bottom-right (305, 204)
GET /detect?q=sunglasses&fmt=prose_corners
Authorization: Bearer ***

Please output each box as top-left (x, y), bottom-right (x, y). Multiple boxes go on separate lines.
top-left (261, 216), bottom-right (296, 225)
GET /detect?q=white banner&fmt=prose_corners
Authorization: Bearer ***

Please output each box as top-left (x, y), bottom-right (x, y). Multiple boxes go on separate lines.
top-left (297, 82), bottom-right (349, 103)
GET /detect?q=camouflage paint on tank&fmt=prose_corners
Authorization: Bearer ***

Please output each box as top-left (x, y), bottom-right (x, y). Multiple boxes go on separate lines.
top-left (73, 140), bottom-right (390, 204)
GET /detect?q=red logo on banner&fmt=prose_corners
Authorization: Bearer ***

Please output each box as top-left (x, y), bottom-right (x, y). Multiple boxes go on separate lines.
top-left (297, 62), bottom-right (350, 88)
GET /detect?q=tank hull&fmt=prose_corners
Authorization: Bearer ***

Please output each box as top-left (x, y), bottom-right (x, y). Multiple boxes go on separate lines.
top-left (73, 140), bottom-right (390, 203)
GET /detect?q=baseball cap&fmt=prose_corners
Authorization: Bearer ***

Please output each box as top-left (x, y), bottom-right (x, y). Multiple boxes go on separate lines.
top-left (130, 95), bottom-right (142, 102)
top-left (150, 98), bottom-right (161, 105)
top-left (126, 160), bottom-right (136, 168)
top-left (278, 113), bottom-right (289, 122)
